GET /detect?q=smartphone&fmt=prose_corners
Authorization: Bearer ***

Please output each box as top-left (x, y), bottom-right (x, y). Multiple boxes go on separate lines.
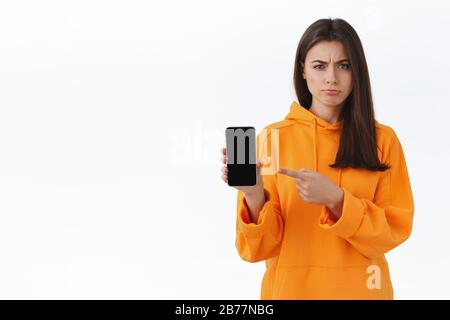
top-left (225, 126), bottom-right (256, 186)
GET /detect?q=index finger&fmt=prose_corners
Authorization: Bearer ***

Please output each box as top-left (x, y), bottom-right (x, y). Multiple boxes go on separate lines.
top-left (277, 167), bottom-right (300, 178)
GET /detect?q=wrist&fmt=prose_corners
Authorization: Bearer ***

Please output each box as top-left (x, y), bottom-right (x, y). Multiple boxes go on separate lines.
top-left (328, 187), bottom-right (343, 206)
top-left (244, 187), bottom-right (264, 198)
top-left (327, 188), bottom-right (344, 218)
top-left (244, 188), bottom-right (266, 202)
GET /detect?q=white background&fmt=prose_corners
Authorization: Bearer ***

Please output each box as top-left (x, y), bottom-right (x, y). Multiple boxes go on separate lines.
top-left (0, 0), bottom-right (448, 299)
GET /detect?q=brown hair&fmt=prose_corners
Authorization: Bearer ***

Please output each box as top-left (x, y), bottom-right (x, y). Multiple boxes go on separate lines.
top-left (294, 18), bottom-right (390, 172)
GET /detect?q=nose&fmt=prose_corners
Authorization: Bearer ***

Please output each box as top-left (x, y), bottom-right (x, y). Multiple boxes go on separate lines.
top-left (325, 67), bottom-right (337, 84)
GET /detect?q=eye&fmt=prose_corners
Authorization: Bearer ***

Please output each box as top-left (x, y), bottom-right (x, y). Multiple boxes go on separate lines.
top-left (313, 65), bottom-right (324, 70)
top-left (340, 63), bottom-right (350, 70)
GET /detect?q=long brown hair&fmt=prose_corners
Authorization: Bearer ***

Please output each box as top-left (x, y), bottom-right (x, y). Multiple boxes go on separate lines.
top-left (294, 18), bottom-right (390, 172)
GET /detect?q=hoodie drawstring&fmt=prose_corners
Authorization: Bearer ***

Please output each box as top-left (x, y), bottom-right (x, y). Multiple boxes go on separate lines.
top-left (312, 118), bottom-right (317, 172)
top-left (338, 167), bottom-right (342, 188)
top-left (312, 117), bottom-right (342, 188)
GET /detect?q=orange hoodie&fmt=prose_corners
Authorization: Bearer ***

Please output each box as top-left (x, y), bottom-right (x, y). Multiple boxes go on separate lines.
top-left (235, 101), bottom-right (414, 300)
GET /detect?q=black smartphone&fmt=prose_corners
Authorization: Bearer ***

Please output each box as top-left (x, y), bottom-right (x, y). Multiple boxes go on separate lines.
top-left (225, 126), bottom-right (256, 186)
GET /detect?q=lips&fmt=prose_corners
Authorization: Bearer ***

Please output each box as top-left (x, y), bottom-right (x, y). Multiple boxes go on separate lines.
top-left (323, 89), bottom-right (340, 96)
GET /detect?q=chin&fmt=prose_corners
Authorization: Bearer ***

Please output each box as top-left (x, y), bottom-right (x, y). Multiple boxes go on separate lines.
top-left (320, 98), bottom-right (344, 107)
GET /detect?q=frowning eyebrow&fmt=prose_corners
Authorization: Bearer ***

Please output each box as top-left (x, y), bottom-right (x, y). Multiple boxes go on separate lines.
top-left (311, 59), bottom-right (349, 64)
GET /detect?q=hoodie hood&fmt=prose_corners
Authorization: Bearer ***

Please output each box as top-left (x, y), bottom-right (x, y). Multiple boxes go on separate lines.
top-left (285, 101), bottom-right (343, 131)
top-left (284, 101), bottom-right (343, 186)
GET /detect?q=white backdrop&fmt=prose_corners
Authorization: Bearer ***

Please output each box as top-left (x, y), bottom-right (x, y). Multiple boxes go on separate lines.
top-left (0, 0), bottom-right (448, 299)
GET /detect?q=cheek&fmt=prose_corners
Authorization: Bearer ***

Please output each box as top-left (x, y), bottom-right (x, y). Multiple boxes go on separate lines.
top-left (305, 73), bottom-right (322, 93)
top-left (342, 73), bottom-right (353, 92)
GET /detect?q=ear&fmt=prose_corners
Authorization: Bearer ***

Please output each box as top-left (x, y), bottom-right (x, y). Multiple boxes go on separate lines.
top-left (300, 62), bottom-right (306, 79)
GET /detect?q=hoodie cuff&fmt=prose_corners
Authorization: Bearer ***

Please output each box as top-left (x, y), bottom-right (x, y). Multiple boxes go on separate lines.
top-left (318, 187), bottom-right (365, 239)
top-left (237, 189), bottom-right (272, 237)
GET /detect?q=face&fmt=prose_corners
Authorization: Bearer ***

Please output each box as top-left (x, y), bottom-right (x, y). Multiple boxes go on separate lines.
top-left (302, 40), bottom-right (353, 109)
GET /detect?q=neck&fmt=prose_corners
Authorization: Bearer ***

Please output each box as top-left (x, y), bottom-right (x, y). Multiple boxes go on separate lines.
top-left (309, 100), bottom-right (343, 125)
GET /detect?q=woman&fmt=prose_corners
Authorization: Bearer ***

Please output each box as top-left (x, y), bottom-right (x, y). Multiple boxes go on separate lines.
top-left (220, 18), bottom-right (414, 299)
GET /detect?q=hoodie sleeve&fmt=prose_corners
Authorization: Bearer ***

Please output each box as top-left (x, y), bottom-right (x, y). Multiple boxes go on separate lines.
top-left (318, 129), bottom-right (414, 260)
top-left (235, 129), bottom-right (284, 263)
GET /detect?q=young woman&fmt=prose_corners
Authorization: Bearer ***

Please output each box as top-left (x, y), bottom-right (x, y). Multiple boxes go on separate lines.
top-left (220, 18), bottom-right (414, 299)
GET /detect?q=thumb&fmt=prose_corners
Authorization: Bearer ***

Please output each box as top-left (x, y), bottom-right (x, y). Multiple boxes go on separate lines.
top-left (256, 160), bottom-right (263, 175)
